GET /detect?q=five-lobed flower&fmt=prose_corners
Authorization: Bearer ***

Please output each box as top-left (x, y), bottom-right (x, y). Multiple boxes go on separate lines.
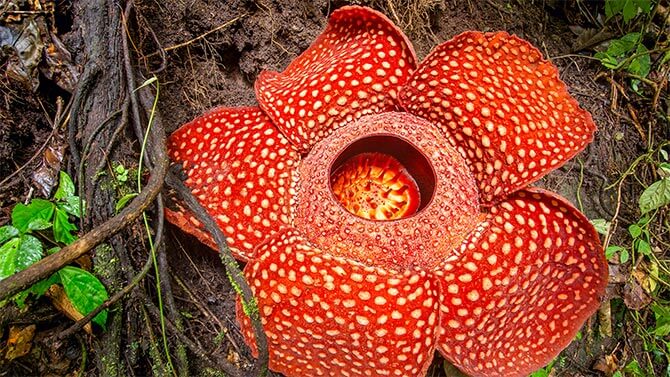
top-left (166, 6), bottom-right (608, 377)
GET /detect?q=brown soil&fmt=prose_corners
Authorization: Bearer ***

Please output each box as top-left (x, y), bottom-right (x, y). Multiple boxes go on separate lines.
top-left (0, 0), bottom-right (663, 376)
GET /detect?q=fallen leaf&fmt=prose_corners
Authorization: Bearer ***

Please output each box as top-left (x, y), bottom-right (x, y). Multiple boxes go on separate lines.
top-left (40, 33), bottom-right (79, 92)
top-left (608, 263), bottom-right (628, 284)
top-left (623, 277), bottom-right (652, 310)
top-left (593, 353), bottom-right (618, 375)
top-left (632, 263), bottom-right (658, 294)
top-left (4, 324), bottom-right (36, 361)
top-left (0, 18), bottom-right (44, 91)
top-left (1, 1), bottom-right (78, 92)
top-left (568, 25), bottom-right (616, 52)
top-left (32, 129), bottom-right (67, 198)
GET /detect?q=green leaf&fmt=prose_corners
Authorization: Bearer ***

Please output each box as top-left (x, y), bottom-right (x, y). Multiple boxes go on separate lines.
top-left (114, 164), bottom-right (128, 183)
top-left (0, 238), bottom-right (20, 280)
top-left (639, 178), bottom-right (670, 214)
top-left (54, 171), bottom-right (75, 201)
top-left (623, 360), bottom-right (646, 377)
top-left (623, 0), bottom-right (638, 22)
top-left (607, 33), bottom-right (640, 58)
top-left (595, 52), bottom-right (619, 69)
top-left (0, 235), bottom-right (42, 280)
top-left (61, 196), bottom-right (83, 218)
top-left (628, 44), bottom-right (651, 78)
top-left (606, 245), bottom-right (626, 259)
top-left (54, 172), bottom-right (83, 218)
top-left (115, 193), bottom-right (138, 213)
top-left (635, 0), bottom-right (651, 13)
top-left (652, 303), bottom-right (670, 337)
top-left (635, 238), bottom-right (652, 255)
top-left (0, 225), bottom-right (19, 244)
top-left (529, 369), bottom-right (548, 377)
top-left (620, 248), bottom-right (630, 263)
top-left (659, 163), bottom-right (670, 177)
top-left (529, 358), bottom-right (556, 377)
top-left (629, 223), bottom-right (642, 238)
top-left (58, 266), bottom-right (109, 328)
top-left (606, 0), bottom-right (626, 19)
top-left (661, 50), bottom-right (670, 66)
top-left (630, 79), bottom-right (639, 93)
top-left (27, 218), bottom-right (52, 231)
top-left (591, 219), bottom-right (611, 235)
top-left (16, 235), bottom-right (43, 270)
top-left (11, 199), bottom-right (55, 233)
top-left (660, 148), bottom-right (669, 161)
top-left (14, 273), bottom-right (60, 309)
top-left (53, 208), bottom-right (77, 245)
top-left (46, 246), bottom-right (60, 255)
top-left (637, 215), bottom-right (651, 226)
top-left (135, 76), bottom-right (158, 91)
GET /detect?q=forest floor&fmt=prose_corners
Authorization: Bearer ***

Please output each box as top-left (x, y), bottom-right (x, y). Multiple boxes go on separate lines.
top-left (0, 0), bottom-right (669, 376)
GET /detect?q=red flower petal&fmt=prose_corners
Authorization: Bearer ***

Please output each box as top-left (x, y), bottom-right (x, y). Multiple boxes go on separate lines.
top-left (255, 5), bottom-right (417, 152)
top-left (237, 228), bottom-right (440, 377)
top-left (400, 32), bottom-right (596, 205)
top-left (294, 112), bottom-right (480, 270)
top-left (166, 107), bottom-right (300, 261)
top-left (435, 188), bottom-right (607, 377)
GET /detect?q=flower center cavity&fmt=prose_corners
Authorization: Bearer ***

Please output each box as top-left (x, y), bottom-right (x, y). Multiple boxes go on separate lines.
top-left (329, 135), bottom-right (436, 221)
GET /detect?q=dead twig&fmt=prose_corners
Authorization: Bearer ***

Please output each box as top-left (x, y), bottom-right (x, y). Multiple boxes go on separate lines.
top-left (595, 71), bottom-right (629, 112)
top-left (144, 14), bottom-right (247, 59)
top-left (131, 9), bottom-right (167, 73)
top-left (626, 103), bottom-right (647, 145)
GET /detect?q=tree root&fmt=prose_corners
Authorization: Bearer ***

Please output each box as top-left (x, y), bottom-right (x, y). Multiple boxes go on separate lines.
top-left (165, 169), bottom-right (269, 376)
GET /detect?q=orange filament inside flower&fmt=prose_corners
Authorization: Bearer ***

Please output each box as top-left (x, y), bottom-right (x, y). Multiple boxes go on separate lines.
top-left (330, 152), bottom-right (420, 220)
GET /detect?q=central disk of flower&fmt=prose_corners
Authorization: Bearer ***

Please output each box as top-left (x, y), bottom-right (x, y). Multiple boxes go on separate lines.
top-left (294, 112), bottom-right (480, 269)
top-left (330, 153), bottom-right (420, 220)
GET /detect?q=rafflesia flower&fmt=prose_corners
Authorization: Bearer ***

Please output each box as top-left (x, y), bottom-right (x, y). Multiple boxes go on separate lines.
top-left (166, 6), bottom-right (608, 377)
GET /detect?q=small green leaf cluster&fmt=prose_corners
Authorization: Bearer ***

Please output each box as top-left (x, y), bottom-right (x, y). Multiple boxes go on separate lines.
top-left (1, 172), bottom-right (80, 278)
top-left (639, 162), bottom-right (670, 215)
top-left (114, 163), bottom-right (130, 184)
top-left (529, 357), bottom-right (564, 377)
top-left (600, 214), bottom-right (657, 265)
top-left (651, 303), bottom-right (670, 337)
top-left (595, 153), bottom-right (670, 265)
top-left (595, 33), bottom-right (651, 86)
top-left (597, 1), bottom-right (658, 92)
top-left (612, 360), bottom-right (648, 377)
top-left (0, 172), bottom-right (109, 328)
top-left (110, 162), bottom-right (139, 213)
top-left (597, 149), bottom-right (670, 373)
top-left (605, 0), bottom-right (652, 23)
